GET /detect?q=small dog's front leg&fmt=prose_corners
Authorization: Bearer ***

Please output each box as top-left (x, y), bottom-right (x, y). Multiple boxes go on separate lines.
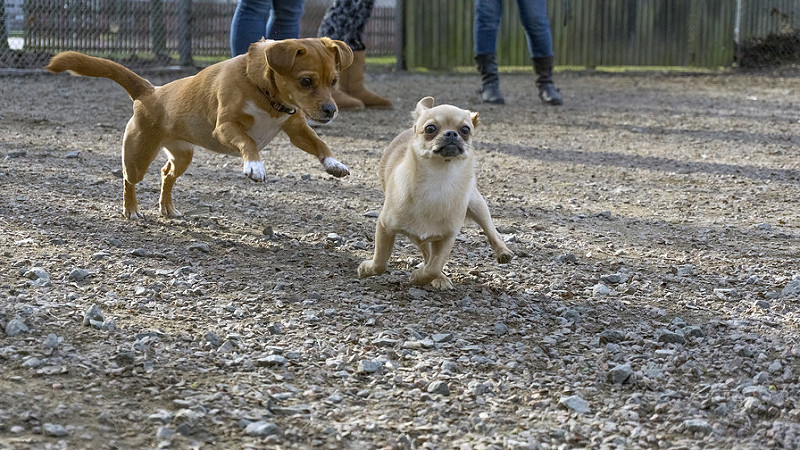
top-left (212, 122), bottom-right (266, 182)
top-left (358, 220), bottom-right (395, 278)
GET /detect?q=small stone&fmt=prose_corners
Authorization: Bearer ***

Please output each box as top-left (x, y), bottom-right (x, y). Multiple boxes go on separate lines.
top-left (593, 283), bottom-right (611, 297)
top-left (156, 426), bottom-right (175, 440)
top-left (257, 355), bottom-right (288, 367)
top-left (83, 304), bottom-right (105, 326)
top-left (43, 333), bottom-right (59, 349)
top-left (494, 321), bottom-right (508, 336)
top-left (607, 363), bottom-right (634, 384)
top-left (598, 329), bottom-right (625, 344)
top-left (559, 395), bottom-right (591, 414)
top-left (683, 326), bottom-right (705, 339)
top-left (187, 243), bottom-right (211, 253)
top-left (245, 421), bottom-right (279, 436)
top-left (753, 300), bottom-right (770, 310)
top-left (431, 333), bottom-right (453, 343)
top-left (43, 423), bottom-right (69, 437)
top-left (768, 361), bottom-right (782, 374)
top-left (408, 288), bottom-right (427, 300)
top-left (5, 318), bottom-right (29, 337)
top-left (683, 418), bottom-right (712, 435)
top-left (65, 151), bottom-right (80, 159)
top-left (600, 273), bottom-right (622, 284)
top-left (675, 264), bottom-right (694, 277)
top-left (782, 279), bottom-right (800, 297)
top-left (426, 380), bottom-right (450, 396)
top-left (657, 330), bottom-right (686, 345)
top-left (68, 268), bottom-right (90, 282)
top-left (357, 360), bottom-right (380, 374)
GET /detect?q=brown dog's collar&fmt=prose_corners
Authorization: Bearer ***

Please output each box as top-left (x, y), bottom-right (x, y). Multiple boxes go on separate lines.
top-left (259, 87), bottom-right (296, 115)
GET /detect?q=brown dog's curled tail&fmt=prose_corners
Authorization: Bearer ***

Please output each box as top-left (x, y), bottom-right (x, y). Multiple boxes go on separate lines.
top-left (47, 51), bottom-right (155, 101)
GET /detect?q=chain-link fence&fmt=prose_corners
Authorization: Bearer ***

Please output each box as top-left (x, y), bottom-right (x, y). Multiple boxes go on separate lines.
top-left (2, 0), bottom-right (800, 71)
top-left (0, 0), bottom-right (396, 69)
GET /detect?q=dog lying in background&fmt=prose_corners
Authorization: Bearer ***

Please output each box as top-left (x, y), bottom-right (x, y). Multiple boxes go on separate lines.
top-left (47, 37), bottom-right (353, 219)
top-left (358, 96), bottom-right (514, 289)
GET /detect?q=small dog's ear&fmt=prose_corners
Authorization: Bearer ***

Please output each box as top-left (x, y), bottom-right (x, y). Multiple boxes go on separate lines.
top-left (266, 40), bottom-right (306, 75)
top-left (325, 38), bottom-right (354, 72)
top-left (470, 111), bottom-right (480, 128)
top-left (414, 96), bottom-right (435, 120)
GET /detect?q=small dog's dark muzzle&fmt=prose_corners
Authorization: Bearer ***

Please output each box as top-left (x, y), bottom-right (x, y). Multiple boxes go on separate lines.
top-left (434, 131), bottom-right (464, 157)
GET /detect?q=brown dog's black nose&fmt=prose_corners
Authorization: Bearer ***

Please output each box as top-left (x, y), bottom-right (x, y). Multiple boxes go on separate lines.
top-left (322, 103), bottom-right (337, 118)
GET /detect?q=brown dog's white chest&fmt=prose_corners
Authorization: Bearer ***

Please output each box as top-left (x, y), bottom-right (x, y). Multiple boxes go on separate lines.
top-left (243, 101), bottom-right (290, 150)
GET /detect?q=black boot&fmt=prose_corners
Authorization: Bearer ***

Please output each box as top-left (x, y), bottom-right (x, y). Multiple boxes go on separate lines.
top-left (475, 53), bottom-right (504, 104)
top-left (533, 57), bottom-right (563, 106)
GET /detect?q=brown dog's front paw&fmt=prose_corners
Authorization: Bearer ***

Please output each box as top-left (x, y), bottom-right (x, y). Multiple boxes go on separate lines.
top-left (323, 157), bottom-right (350, 178)
top-left (243, 161), bottom-right (267, 182)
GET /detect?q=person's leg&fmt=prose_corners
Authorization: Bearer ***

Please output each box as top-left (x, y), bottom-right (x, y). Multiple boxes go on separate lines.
top-left (319, 0), bottom-right (392, 109)
top-left (230, 0), bottom-right (273, 57)
top-left (473, 0), bottom-right (504, 104)
top-left (267, 0), bottom-right (306, 40)
top-left (516, 0), bottom-right (562, 105)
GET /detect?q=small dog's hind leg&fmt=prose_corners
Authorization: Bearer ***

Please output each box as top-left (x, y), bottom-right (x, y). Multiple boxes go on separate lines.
top-left (410, 237), bottom-right (455, 289)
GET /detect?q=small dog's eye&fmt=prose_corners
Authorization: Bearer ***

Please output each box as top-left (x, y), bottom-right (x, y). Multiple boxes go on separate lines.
top-left (332, 77), bottom-right (338, 87)
top-left (424, 124), bottom-right (437, 134)
top-left (460, 126), bottom-right (471, 135)
top-left (300, 77), bottom-right (313, 87)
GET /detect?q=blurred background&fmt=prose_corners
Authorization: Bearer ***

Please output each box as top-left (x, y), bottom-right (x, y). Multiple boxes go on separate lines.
top-left (1, 0), bottom-right (799, 72)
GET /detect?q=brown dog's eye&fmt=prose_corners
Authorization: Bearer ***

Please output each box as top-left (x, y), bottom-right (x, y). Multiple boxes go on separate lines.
top-left (460, 126), bottom-right (471, 135)
top-left (300, 77), bottom-right (313, 88)
top-left (424, 124), bottom-right (437, 134)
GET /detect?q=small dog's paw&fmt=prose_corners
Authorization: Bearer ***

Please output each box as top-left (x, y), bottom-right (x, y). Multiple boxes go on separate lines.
top-left (323, 157), bottom-right (350, 178)
top-left (496, 250), bottom-right (515, 264)
top-left (243, 161), bottom-right (266, 182)
top-left (358, 260), bottom-right (377, 278)
top-left (410, 268), bottom-right (435, 286)
top-left (430, 275), bottom-right (454, 290)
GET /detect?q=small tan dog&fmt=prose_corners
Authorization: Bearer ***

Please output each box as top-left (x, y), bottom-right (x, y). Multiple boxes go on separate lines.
top-left (358, 97), bottom-right (514, 289)
top-left (47, 38), bottom-right (353, 219)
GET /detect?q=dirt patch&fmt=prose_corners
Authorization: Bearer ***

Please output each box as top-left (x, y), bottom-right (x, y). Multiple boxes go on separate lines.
top-left (2, 67), bottom-right (800, 448)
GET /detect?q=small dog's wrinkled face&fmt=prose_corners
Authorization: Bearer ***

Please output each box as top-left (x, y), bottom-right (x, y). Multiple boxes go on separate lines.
top-left (412, 97), bottom-right (479, 160)
top-left (265, 37), bottom-right (353, 124)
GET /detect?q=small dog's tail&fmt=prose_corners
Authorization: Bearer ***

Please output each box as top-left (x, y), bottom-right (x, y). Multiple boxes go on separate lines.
top-left (47, 51), bottom-right (155, 101)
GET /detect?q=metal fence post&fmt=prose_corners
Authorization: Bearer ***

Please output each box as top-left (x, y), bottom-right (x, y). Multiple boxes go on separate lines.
top-left (395, 0), bottom-right (404, 70)
top-left (179, 0), bottom-right (193, 66)
top-left (150, 0), bottom-right (168, 61)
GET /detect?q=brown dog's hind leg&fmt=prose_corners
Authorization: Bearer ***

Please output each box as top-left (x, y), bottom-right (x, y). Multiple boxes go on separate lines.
top-left (121, 122), bottom-right (162, 219)
top-left (160, 144), bottom-right (194, 218)
top-left (467, 186), bottom-right (514, 263)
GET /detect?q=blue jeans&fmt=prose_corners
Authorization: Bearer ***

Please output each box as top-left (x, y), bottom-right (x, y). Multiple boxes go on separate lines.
top-left (473, 0), bottom-right (553, 59)
top-left (230, 0), bottom-right (306, 57)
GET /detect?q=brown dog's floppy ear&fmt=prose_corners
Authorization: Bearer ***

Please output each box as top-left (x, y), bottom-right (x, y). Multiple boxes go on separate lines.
top-left (414, 96), bottom-right (435, 120)
top-left (324, 38), bottom-right (354, 72)
top-left (266, 40), bottom-right (306, 75)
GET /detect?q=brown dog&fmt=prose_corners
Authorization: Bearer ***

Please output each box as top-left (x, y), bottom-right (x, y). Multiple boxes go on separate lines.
top-left (358, 97), bottom-right (514, 289)
top-left (47, 38), bottom-right (353, 219)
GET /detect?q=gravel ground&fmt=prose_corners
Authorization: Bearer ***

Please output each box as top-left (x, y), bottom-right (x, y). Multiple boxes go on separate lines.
top-left (1, 67), bottom-right (800, 449)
